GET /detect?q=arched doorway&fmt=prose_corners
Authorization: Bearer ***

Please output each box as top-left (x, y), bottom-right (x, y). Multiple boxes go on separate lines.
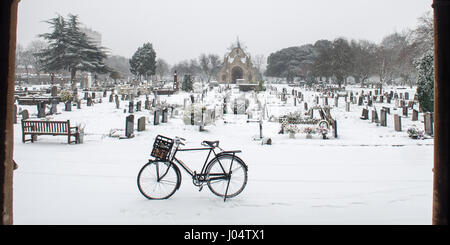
top-left (231, 66), bottom-right (243, 84)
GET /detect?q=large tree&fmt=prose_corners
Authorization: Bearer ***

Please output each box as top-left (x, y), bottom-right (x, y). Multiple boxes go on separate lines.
top-left (199, 53), bottom-right (222, 83)
top-left (350, 39), bottom-right (378, 87)
top-left (38, 14), bottom-right (110, 89)
top-left (331, 38), bottom-right (352, 88)
top-left (129, 42), bottom-right (157, 81)
top-left (415, 50), bottom-right (434, 112)
top-left (312, 39), bottom-right (333, 82)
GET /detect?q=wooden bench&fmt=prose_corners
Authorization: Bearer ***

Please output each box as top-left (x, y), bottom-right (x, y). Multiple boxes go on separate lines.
top-left (21, 120), bottom-right (79, 144)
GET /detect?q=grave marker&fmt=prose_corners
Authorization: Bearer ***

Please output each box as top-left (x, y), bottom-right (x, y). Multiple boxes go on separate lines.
top-left (65, 101), bottom-right (72, 111)
top-left (412, 109), bottom-right (419, 121)
top-left (424, 112), bottom-right (433, 135)
top-left (129, 101), bottom-right (134, 113)
top-left (137, 117), bottom-right (146, 131)
top-left (154, 110), bottom-right (160, 125)
top-left (371, 109), bottom-right (379, 123)
top-left (380, 109), bottom-right (387, 127)
top-left (394, 114), bottom-right (402, 131)
top-left (360, 108), bottom-right (369, 120)
top-left (13, 105), bottom-right (17, 124)
top-left (125, 115), bottom-right (134, 138)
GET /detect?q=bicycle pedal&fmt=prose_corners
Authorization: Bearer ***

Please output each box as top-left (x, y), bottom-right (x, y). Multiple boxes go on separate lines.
top-left (198, 185), bottom-right (203, 192)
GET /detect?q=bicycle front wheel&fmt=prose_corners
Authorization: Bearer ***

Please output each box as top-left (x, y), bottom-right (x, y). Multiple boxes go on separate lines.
top-left (206, 155), bottom-right (248, 198)
top-left (137, 161), bottom-right (180, 200)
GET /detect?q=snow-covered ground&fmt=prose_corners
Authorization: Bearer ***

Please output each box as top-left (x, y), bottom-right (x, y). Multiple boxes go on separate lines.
top-left (12, 84), bottom-right (433, 224)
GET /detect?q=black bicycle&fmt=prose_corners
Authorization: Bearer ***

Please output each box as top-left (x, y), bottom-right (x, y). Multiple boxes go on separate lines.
top-left (137, 135), bottom-right (248, 201)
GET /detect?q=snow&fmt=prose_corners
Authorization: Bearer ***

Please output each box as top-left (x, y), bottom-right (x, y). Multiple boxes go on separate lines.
top-left (13, 84), bottom-right (433, 224)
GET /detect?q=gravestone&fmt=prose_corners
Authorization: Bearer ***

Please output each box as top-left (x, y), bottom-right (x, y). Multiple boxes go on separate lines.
top-left (115, 96), bottom-right (120, 109)
top-left (380, 109), bottom-right (387, 127)
top-left (424, 112), bottom-right (433, 135)
top-left (408, 101), bottom-right (414, 109)
top-left (367, 99), bottom-right (373, 107)
top-left (109, 94), bottom-right (114, 102)
top-left (145, 99), bottom-right (150, 110)
top-left (334, 97), bottom-right (339, 107)
top-left (51, 86), bottom-right (58, 97)
top-left (154, 110), bottom-right (160, 125)
top-left (405, 92), bottom-right (409, 100)
top-left (345, 102), bottom-right (350, 112)
top-left (84, 92), bottom-right (89, 100)
top-left (332, 120), bottom-right (338, 138)
top-left (394, 114), bottom-right (402, 131)
top-left (161, 108), bottom-right (168, 123)
top-left (77, 100), bottom-right (81, 109)
top-left (87, 98), bottom-right (93, 106)
top-left (402, 106), bottom-right (408, 117)
top-left (412, 109), bottom-right (419, 121)
top-left (92, 92), bottom-right (96, 99)
top-left (371, 109), bottom-right (379, 123)
top-left (379, 96), bottom-right (384, 103)
top-left (137, 117), bottom-right (146, 131)
top-left (125, 115), bottom-right (134, 138)
top-left (358, 96), bottom-right (363, 106)
top-left (304, 102), bottom-right (308, 111)
top-left (382, 106), bottom-right (390, 115)
top-left (360, 108), bottom-right (369, 120)
top-left (13, 105), bottom-right (17, 124)
top-left (37, 102), bottom-right (46, 118)
top-left (121, 94), bottom-right (126, 101)
top-left (128, 102), bottom-right (134, 113)
top-left (103, 90), bottom-right (107, 97)
top-left (387, 96), bottom-right (391, 104)
top-left (22, 109), bottom-right (29, 120)
top-left (323, 97), bottom-right (328, 106)
top-left (294, 97), bottom-right (297, 106)
top-left (136, 101), bottom-right (141, 112)
top-left (375, 90), bottom-right (379, 96)
top-left (65, 101), bottom-right (72, 111)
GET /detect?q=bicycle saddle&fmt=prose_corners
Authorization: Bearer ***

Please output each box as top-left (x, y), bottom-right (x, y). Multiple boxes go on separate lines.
top-left (202, 140), bottom-right (219, 147)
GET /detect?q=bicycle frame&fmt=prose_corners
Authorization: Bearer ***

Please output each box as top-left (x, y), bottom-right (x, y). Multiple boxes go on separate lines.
top-left (169, 145), bottom-right (230, 183)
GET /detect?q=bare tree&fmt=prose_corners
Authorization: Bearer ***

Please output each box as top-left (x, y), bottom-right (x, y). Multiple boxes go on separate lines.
top-left (252, 54), bottom-right (265, 80)
top-left (156, 58), bottom-right (170, 81)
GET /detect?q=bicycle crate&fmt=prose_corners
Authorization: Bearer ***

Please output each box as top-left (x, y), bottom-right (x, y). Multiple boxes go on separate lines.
top-left (151, 135), bottom-right (174, 160)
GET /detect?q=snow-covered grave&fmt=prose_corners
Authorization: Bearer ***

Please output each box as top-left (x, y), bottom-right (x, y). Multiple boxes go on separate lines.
top-left (13, 84), bottom-right (433, 224)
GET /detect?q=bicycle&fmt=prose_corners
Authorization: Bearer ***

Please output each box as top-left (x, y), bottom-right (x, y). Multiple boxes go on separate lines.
top-left (137, 135), bottom-right (248, 201)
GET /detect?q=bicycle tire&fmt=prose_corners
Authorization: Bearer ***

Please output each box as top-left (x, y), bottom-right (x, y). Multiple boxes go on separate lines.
top-left (137, 160), bottom-right (181, 200)
top-left (205, 154), bottom-right (248, 198)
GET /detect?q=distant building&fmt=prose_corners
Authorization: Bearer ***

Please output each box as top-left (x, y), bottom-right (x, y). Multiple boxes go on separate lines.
top-left (217, 39), bottom-right (259, 84)
top-left (81, 26), bottom-right (102, 46)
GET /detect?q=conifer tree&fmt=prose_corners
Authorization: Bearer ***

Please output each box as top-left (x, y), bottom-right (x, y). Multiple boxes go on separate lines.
top-left (415, 50), bottom-right (434, 112)
top-left (38, 14), bottom-right (110, 89)
top-left (129, 43), bottom-right (157, 81)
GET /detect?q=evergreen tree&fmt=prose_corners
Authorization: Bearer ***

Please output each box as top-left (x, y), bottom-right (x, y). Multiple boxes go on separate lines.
top-left (129, 42), bottom-right (157, 81)
top-left (182, 74), bottom-right (193, 92)
top-left (415, 50), bottom-right (434, 112)
top-left (38, 14), bottom-right (110, 89)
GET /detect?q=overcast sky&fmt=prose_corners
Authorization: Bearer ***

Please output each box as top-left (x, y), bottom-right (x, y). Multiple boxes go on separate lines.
top-left (17, 0), bottom-right (431, 65)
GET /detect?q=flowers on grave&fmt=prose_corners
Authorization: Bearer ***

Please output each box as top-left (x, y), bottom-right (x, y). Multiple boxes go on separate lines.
top-left (302, 126), bottom-right (316, 135)
top-left (60, 89), bottom-right (73, 102)
top-left (407, 127), bottom-right (424, 139)
top-left (316, 125), bottom-right (329, 139)
top-left (284, 124), bottom-right (299, 134)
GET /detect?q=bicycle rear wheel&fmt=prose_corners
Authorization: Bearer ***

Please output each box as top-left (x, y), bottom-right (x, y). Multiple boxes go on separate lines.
top-left (206, 155), bottom-right (248, 198)
top-left (137, 161), bottom-right (180, 200)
